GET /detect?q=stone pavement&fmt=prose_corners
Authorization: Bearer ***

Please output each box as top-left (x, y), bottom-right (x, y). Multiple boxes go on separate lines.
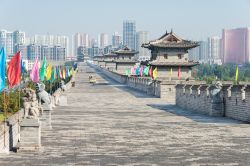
top-left (0, 62), bottom-right (250, 166)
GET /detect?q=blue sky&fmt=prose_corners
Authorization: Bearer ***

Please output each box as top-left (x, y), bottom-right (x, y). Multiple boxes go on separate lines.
top-left (0, 0), bottom-right (250, 40)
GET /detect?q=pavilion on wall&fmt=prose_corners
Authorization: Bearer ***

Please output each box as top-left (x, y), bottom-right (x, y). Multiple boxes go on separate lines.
top-left (103, 52), bottom-right (117, 71)
top-left (112, 46), bottom-right (138, 74)
top-left (142, 30), bottom-right (199, 80)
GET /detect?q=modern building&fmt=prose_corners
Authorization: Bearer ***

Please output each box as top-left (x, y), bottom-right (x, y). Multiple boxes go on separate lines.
top-left (199, 41), bottom-right (209, 63)
top-left (208, 36), bottom-right (221, 65)
top-left (15, 44), bottom-right (27, 59)
top-left (74, 33), bottom-right (82, 57)
top-left (104, 45), bottom-right (113, 54)
top-left (53, 45), bottom-right (66, 61)
top-left (98, 33), bottom-right (109, 48)
top-left (82, 33), bottom-right (89, 47)
top-left (0, 30), bottom-right (23, 59)
top-left (31, 34), bottom-right (69, 58)
top-left (88, 46), bottom-right (100, 58)
top-left (136, 31), bottom-right (150, 61)
top-left (73, 33), bottom-right (89, 56)
top-left (13, 30), bottom-right (25, 54)
top-left (41, 45), bottom-right (54, 60)
top-left (222, 28), bottom-right (250, 64)
top-left (188, 44), bottom-right (200, 62)
top-left (123, 20), bottom-right (136, 50)
top-left (112, 32), bottom-right (122, 48)
top-left (0, 30), bottom-right (7, 51)
top-left (27, 44), bottom-right (42, 60)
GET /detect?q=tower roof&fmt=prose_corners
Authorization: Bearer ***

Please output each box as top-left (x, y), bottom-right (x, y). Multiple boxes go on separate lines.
top-left (142, 30), bottom-right (199, 50)
top-left (113, 46), bottom-right (138, 55)
top-left (104, 52), bottom-right (117, 57)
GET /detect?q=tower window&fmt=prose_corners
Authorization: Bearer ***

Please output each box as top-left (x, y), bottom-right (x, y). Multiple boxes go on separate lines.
top-left (164, 54), bottom-right (168, 59)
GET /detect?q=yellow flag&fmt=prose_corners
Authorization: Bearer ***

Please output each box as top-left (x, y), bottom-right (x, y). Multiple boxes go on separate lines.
top-left (235, 66), bottom-right (239, 82)
top-left (46, 64), bottom-right (53, 80)
top-left (153, 67), bottom-right (157, 80)
top-left (72, 68), bottom-right (75, 76)
top-left (170, 68), bottom-right (172, 76)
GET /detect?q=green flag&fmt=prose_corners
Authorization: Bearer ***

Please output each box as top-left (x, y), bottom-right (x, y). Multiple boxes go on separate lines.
top-left (125, 68), bottom-right (130, 75)
top-left (143, 66), bottom-right (150, 76)
top-left (235, 66), bottom-right (239, 83)
top-left (39, 57), bottom-right (46, 81)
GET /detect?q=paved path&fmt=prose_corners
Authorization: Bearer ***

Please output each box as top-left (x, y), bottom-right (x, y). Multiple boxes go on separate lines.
top-left (1, 62), bottom-right (250, 166)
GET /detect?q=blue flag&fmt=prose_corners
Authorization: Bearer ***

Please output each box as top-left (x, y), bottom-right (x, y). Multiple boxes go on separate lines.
top-left (135, 67), bottom-right (140, 75)
top-left (0, 48), bottom-right (6, 92)
top-left (66, 66), bottom-right (68, 78)
top-left (21, 59), bottom-right (26, 74)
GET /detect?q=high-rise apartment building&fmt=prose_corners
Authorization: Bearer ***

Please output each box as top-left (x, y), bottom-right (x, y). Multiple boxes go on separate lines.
top-left (208, 36), bottom-right (221, 64)
top-left (27, 44), bottom-right (42, 60)
top-left (98, 33), bottom-right (109, 48)
top-left (0, 30), bottom-right (7, 51)
top-left (74, 33), bottom-right (90, 56)
top-left (123, 20), bottom-right (136, 50)
top-left (0, 30), bottom-right (25, 59)
top-left (112, 32), bottom-right (122, 48)
top-left (82, 33), bottom-right (89, 47)
top-left (222, 28), bottom-right (250, 64)
top-left (136, 31), bottom-right (150, 61)
top-left (13, 30), bottom-right (25, 53)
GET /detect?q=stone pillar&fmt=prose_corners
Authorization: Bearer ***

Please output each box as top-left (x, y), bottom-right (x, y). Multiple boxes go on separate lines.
top-left (0, 122), bottom-right (10, 154)
top-left (40, 106), bottom-right (52, 130)
top-left (58, 94), bottom-right (68, 106)
top-left (210, 85), bottom-right (224, 117)
top-left (19, 119), bottom-right (41, 151)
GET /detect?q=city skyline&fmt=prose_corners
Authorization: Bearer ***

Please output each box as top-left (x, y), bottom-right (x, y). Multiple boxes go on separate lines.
top-left (1, 0), bottom-right (250, 40)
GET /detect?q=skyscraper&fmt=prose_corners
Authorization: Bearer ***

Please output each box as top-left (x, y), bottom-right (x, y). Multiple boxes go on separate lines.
top-left (98, 33), bottom-right (109, 48)
top-left (123, 20), bottom-right (136, 50)
top-left (208, 36), bottom-right (221, 64)
top-left (0, 30), bottom-right (25, 59)
top-left (82, 33), bottom-right (89, 47)
top-left (13, 30), bottom-right (25, 55)
top-left (136, 31), bottom-right (150, 61)
top-left (188, 40), bottom-right (209, 63)
top-left (112, 32), bottom-right (122, 48)
top-left (74, 33), bottom-right (82, 57)
top-left (0, 30), bottom-right (7, 53)
top-left (74, 33), bottom-right (89, 56)
top-left (222, 28), bottom-right (250, 64)
top-left (199, 41), bottom-right (209, 63)
top-left (27, 44), bottom-right (42, 60)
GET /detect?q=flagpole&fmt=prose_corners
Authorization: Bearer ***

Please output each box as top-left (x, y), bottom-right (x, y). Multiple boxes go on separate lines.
top-left (3, 90), bottom-right (6, 148)
top-left (18, 50), bottom-right (23, 142)
top-left (50, 80), bottom-right (52, 95)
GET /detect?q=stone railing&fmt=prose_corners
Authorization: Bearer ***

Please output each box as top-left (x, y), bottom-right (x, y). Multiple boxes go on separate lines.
top-left (176, 81), bottom-right (250, 122)
top-left (0, 75), bottom-right (75, 154)
top-left (0, 109), bottom-right (25, 153)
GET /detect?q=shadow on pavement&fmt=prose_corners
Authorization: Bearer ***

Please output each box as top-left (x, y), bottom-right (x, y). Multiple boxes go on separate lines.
top-left (147, 104), bottom-right (243, 124)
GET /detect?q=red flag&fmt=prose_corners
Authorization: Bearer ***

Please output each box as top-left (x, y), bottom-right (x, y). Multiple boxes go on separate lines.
top-left (178, 66), bottom-right (181, 80)
top-left (7, 51), bottom-right (21, 88)
top-left (149, 66), bottom-right (153, 77)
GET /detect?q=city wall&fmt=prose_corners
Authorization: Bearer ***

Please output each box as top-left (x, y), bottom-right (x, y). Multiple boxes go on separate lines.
top-left (91, 62), bottom-right (250, 123)
top-left (176, 83), bottom-right (250, 122)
